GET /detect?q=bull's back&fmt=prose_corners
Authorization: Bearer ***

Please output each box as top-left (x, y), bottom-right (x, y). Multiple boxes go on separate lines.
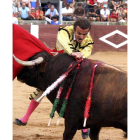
top-left (70, 59), bottom-right (127, 128)
top-left (90, 63), bottom-right (127, 127)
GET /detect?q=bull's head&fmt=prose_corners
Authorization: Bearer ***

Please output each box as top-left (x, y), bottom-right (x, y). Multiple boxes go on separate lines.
top-left (13, 51), bottom-right (56, 90)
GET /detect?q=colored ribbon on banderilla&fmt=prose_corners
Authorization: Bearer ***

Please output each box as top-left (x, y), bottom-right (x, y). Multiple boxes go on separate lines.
top-left (47, 59), bottom-right (82, 126)
top-left (56, 63), bottom-right (81, 125)
top-left (48, 79), bottom-right (66, 126)
top-left (36, 59), bottom-right (82, 103)
top-left (83, 64), bottom-right (97, 127)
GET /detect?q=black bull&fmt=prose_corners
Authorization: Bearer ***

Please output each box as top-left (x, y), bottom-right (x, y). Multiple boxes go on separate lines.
top-left (17, 51), bottom-right (127, 140)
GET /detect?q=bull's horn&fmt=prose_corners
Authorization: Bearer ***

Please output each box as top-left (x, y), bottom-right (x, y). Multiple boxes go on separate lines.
top-left (13, 54), bottom-right (44, 66)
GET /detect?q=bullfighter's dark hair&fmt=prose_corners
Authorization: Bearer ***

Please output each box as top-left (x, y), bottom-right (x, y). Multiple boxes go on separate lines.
top-left (74, 18), bottom-right (91, 31)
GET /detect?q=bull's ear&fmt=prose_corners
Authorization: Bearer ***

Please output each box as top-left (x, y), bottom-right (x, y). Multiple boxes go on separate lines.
top-left (37, 62), bottom-right (47, 72)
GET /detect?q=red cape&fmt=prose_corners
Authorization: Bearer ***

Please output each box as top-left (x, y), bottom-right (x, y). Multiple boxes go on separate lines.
top-left (13, 24), bottom-right (63, 80)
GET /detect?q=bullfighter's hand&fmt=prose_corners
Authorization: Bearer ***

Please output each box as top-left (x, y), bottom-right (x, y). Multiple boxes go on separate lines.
top-left (71, 52), bottom-right (83, 59)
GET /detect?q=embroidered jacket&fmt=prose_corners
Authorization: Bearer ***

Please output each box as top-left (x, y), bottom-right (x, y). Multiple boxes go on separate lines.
top-left (56, 25), bottom-right (94, 58)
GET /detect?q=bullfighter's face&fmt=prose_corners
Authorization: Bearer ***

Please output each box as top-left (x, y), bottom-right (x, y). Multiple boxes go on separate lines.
top-left (74, 26), bottom-right (89, 43)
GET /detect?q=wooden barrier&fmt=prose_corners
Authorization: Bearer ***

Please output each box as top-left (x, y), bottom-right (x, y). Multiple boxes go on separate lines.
top-left (19, 24), bottom-right (127, 53)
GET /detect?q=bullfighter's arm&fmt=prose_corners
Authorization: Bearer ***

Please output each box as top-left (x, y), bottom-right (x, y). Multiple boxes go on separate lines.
top-left (81, 43), bottom-right (93, 58)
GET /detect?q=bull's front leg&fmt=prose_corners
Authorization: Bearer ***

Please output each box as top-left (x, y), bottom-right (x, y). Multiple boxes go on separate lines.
top-left (63, 122), bottom-right (78, 140)
top-left (89, 126), bottom-right (101, 140)
top-left (62, 102), bottom-right (79, 140)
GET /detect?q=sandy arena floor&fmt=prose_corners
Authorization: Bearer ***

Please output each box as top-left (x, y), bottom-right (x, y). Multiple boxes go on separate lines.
top-left (13, 51), bottom-right (127, 140)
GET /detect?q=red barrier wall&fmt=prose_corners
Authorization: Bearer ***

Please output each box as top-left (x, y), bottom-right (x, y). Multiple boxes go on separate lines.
top-left (19, 25), bottom-right (127, 53)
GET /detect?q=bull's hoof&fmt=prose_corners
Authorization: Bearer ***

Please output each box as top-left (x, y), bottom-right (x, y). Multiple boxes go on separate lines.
top-left (14, 119), bottom-right (27, 126)
top-left (81, 129), bottom-right (90, 139)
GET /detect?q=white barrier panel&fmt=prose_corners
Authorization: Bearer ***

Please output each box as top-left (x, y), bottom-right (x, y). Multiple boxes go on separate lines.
top-left (59, 0), bottom-right (63, 22)
top-left (30, 23), bottom-right (39, 39)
